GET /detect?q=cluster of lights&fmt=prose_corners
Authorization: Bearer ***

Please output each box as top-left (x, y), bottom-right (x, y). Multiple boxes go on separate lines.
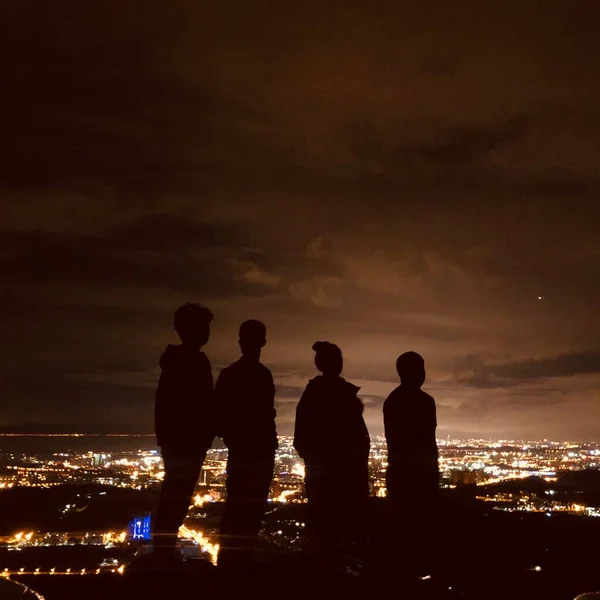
top-left (274, 490), bottom-right (297, 503)
top-left (102, 531), bottom-right (127, 545)
top-left (178, 525), bottom-right (219, 565)
top-left (193, 493), bottom-right (215, 508)
top-left (476, 491), bottom-right (600, 518)
top-left (2, 525), bottom-right (220, 568)
top-left (0, 530), bottom-right (129, 548)
top-left (1, 566), bottom-right (125, 577)
top-left (13, 532), bottom-right (34, 543)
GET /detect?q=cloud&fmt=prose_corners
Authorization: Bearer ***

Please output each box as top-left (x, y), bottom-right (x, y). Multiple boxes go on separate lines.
top-left (231, 261), bottom-right (281, 288)
top-left (1, 0), bottom-right (599, 439)
top-left (0, 372), bottom-right (154, 433)
top-left (288, 276), bottom-right (343, 308)
top-left (0, 216), bottom-right (277, 301)
top-left (459, 352), bottom-right (600, 389)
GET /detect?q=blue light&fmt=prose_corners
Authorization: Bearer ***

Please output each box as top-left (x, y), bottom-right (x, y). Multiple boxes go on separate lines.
top-left (128, 515), bottom-right (151, 540)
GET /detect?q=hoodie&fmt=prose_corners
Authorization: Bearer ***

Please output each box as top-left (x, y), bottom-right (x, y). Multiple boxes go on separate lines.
top-left (293, 375), bottom-right (370, 467)
top-left (154, 344), bottom-right (214, 450)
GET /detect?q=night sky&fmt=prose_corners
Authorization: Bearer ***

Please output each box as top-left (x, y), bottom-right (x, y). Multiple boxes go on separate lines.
top-left (2, 1), bottom-right (599, 439)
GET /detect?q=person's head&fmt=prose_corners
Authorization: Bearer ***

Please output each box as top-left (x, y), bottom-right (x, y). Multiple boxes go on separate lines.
top-left (239, 320), bottom-right (267, 358)
top-left (396, 351), bottom-right (426, 388)
top-left (313, 341), bottom-right (343, 377)
top-left (173, 303), bottom-right (213, 349)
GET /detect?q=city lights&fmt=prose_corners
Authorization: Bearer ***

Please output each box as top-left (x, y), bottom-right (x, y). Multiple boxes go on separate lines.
top-left (0, 434), bottom-right (599, 583)
top-left (2, 437), bottom-right (599, 509)
top-left (0, 566), bottom-right (127, 576)
top-left (178, 525), bottom-right (219, 565)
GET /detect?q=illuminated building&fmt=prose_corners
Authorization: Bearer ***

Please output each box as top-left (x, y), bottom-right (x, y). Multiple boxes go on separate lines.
top-left (449, 469), bottom-right (482, 486)
top-left (128, 515), bottom-right (151, 541)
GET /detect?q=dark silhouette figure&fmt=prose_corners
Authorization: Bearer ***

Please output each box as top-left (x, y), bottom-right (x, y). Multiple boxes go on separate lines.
top-left (294, 341), bottom-right (370, 566)
top-left (216, 320), bottom-right (277, 567)
top-left (153, 303), bottom-right (215, 558)
top-left (383, 351), bottom-right (439, 574)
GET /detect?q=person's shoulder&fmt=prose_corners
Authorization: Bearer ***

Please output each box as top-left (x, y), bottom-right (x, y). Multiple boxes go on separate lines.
top-left (298, 377), bottom-right (321, 407)
top-left (302, 376), bottom-right (321, 393)
top-left (159, 344), bottom-right (181, 369)
top-left (217, 359), bottom-right (240, 378)
top-left (384, 385), bottom-right (403, 402)
top-left (243, 361), bottom-right (274, 386)
top-left (257, 361), bottom-right (273, 376)
top-left (340, 378), bottom-right (360, 396)
top-left (420, 389), bottom-right (436, 404)
top-left (383, 386), bottom-right (400, 413)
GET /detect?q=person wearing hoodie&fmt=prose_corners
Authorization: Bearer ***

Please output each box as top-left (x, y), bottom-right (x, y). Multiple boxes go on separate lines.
top-left (153, 303), bottom-right (215, 559)
top-left (294, 341), bottom-right (370, 566)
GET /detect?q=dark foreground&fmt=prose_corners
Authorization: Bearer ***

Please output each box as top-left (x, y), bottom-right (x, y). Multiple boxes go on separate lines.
top-left (4, 474), bottom-right (600, 600)
top-left (9, 549), bottom-right (600, 600)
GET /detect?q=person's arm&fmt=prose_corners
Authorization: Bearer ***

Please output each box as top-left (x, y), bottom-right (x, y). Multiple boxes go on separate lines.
top-left (269, 371), bottom-right (276, 419)
top-left (267, 371), bottom-right (278, 448)
top-left (293, 386), bottom-right (312, 461)
top-left (154, 362), bottom-right (179, 448)
top-left (354, 395), bottom-right (371, 454)
top-left (382, 396), bottom-right (394, 442)
top-left (383, 394), bottom-right (402, 460)
top-left (429, 395), bottom-right (439, 456)
top-left (213, 369), bottom-right (226, 439)
top-left (154, 373), bottom-right (166, 447)
top-left (205, 356), bottom-right (214, 391)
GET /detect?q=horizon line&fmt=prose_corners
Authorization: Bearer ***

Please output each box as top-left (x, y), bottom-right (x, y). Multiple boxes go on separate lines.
top-left (0, 433), bottom-right (596, 444)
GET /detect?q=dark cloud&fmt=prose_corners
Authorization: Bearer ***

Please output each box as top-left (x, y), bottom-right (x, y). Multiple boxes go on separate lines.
top-left (108, 214), bottom-right (246, 252)
top-left (0, 217), bottom-right (276, 298)
top-left (0, 372), bottom-right (153, 433)
top-left (346, 113), bottom-right (532, 179)
top-left (460, 352), bottom-right (600, 389)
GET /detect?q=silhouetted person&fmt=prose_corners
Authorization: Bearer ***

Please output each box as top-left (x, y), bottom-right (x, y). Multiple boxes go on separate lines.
top-left (153, 303), bottom-right (215, 559)
top-left (216, 320), bottom-right (277, 567)
top-left (384, 351), bottom-right (439, 575)
top-left (294, 341), bottom-right (370, 567)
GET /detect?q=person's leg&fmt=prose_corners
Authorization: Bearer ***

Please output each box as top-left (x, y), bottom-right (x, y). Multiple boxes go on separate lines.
top-left (219, 451), bottom-right (275, 566)
top-left (385, 464), bottom-right (414, 572)
top-left (219, 450), bottom-right (244, 565)
top-left (340, 463), bottom-right (370, 551)
top-left (239, 453), bottom-right (275, 550)
top-left (305, 465), bottom-right (337, 568)
top-left (304, 465), bottom-right (322, 560)
top-left (388, 466), bottom-right (439, 576)
top-left (412, 467), bottom-right (440, 574)
top-left (153, 449), bottom-right (204, 554)
top-left (385, 463), bottom-right (406, 516)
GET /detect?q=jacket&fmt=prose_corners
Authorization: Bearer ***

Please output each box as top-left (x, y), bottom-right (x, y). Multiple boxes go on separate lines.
top-left (154, 344), bottom-right (214, 450)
